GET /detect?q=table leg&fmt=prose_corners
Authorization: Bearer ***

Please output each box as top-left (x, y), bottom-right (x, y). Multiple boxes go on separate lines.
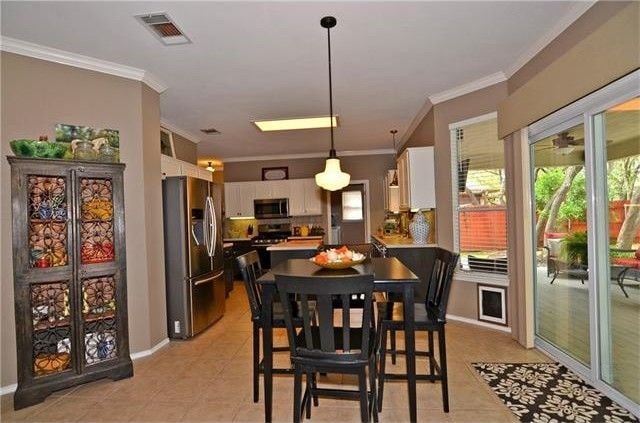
top-left (403, 286), bottom-right (417, 423)
top-left (263, 285), bottom-right (274, 423)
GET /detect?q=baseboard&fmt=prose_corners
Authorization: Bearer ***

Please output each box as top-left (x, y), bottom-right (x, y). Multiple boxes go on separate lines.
top-left (130, 338), bottom-right (170, 360)
top-left (447, 313), bottom-right (512, 333)
top-left (0, 338), bottom-right (170, 396)
top-left (0, 383), bottom-right (17, 396)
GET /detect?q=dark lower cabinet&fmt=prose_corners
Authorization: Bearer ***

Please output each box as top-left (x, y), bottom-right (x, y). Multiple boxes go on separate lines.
top-left (230, 241), bottom-right (253, 277)
top-left (8, 157), bottom-right (132, 410)
top-left (223, 245), bottom-right (235, 296)
top-left (270, 249), bottom-right (317, 268)
top-left (384, 247), bottom-right (437, 300)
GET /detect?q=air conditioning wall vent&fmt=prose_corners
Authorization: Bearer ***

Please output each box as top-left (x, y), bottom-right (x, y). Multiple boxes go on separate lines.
top-left (200, 128), bottom-right (221, 135)
top-left (135, 13), bottom-right (191, 46)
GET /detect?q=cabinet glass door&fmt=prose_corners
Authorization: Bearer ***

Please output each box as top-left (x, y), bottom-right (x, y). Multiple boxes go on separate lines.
top-left (81, 275), bottom-right (118, 365)
top-left (79, 177), bottom-right (115, 264)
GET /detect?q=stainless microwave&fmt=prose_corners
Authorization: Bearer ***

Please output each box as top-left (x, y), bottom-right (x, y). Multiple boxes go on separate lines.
top-left (254, 198), bottom-right (289, 219)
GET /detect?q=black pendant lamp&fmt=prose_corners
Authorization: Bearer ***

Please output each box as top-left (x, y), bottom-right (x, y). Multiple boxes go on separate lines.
top-left (389, 129), bottom-right (399, 186)
top-left (315, 16), bottom-right (350, 191)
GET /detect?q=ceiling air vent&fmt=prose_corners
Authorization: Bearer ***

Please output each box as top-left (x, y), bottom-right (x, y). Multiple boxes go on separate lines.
top-left (200, 128), bottom-right (221, 135)
top-left (136, 13), bottom-right (191, 46)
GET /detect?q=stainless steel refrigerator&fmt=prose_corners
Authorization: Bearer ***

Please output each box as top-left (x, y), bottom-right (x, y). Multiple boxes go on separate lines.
top-left (162, 176), bottom-right (225, 339)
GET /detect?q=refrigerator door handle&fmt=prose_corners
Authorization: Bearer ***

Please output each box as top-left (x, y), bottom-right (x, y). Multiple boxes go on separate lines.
top-left (193, 270), bottom-right (224, 285)
top-left (203, 198), bottom-right (210, 254)
top-left (208, 196), bottom-right (217, 258)
top-left (191, 222), bottom-right (200, 246)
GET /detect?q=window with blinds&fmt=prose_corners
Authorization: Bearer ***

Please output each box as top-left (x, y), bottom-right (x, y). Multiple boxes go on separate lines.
top-left (450, 114), bottom-right (508, 276)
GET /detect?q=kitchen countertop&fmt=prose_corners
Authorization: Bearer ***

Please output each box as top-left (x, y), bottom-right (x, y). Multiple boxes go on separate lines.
top-left (223, 242), bottom-right (234, 249)
top-left (287, 236), bottom-right (324, 240)
top-left (223, 237), bottom-right (252, 242)
top-left (267, 240), bottom-right (322, 251)
top-left (371, 234), bottom-right (437, 249)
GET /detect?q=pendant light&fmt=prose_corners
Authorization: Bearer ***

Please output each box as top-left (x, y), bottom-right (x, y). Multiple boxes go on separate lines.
top-left (315, 16), bottom-right (350, 191)
top-left (389, 130), bottom-right (398, 186)
top-left (205, 161), bottom-right (215, 172)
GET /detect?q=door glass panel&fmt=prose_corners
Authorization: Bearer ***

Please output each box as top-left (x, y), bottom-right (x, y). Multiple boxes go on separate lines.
top-left (532, 122), bottom-right (590, 366)
top-left (79, 178), bottom-right (114, 264)
top-left (82, 275), bottom-right (118, 365)
top-left (599, 96), bottom-right (640, 403)
top-left (31, 281), bottom-right (72, 376)
top-left (28, 175), bottom-right (68, 268)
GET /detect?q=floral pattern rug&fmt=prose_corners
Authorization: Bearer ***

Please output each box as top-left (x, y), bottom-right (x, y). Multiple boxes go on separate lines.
top-left (472, 362), bottom-right (638, 423)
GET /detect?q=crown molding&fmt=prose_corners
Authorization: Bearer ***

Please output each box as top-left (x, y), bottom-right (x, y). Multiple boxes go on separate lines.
top-left (398, 98), bottom-right (433, 148)
top-left (224, 148), bottom-right (396, 163)
top-left (0, 36), bottom-right (167, 93)
top-left (504, 1), bottom-right (597, 78)
top-left (160, 119), bottom-right (202, 144)
top-left (428, 71), bottom-right (507, 105)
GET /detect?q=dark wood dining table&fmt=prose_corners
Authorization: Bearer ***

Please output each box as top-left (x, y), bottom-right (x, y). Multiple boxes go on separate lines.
top-left (257, 257), bottom-right (420, 423)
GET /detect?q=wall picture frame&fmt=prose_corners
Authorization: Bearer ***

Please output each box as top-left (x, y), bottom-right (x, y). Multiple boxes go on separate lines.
top-left (477, 284), bottom-right (507, 326)
top-left (262, 167), bottom-right (289, 181)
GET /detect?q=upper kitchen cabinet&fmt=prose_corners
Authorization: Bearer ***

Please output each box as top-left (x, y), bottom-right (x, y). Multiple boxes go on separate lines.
top-left (289, 178), bottom-right (322, 216)
top-left (254, 180), bottom-right (290, 200)
top-left (383, 169), bottom-right (400, 213)
top-left (397, 147), bottom-right (436, 210)
top-left (224, 182), bottom-right (255, 218)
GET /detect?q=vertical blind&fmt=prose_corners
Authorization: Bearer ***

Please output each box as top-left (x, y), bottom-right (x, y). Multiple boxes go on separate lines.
top-left (452, 117), bottom-right (508, 274)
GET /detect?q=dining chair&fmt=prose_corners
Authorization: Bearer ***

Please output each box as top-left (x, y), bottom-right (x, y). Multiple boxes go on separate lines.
top-left (376, 247), bottom-right (459, 413)
top-left (275, 272), bottom-right (378, 423)
top-left (237, 251), bottom-right (315, 403)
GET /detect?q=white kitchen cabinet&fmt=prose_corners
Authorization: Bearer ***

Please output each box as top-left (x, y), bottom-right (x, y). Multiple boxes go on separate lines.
top-left (160, 155), bottom-right (212, 182)
top-left (397, 147), bottom-right (435, 210)
top-left (224, 182), bottom-right (255, 218)
top-left (254, 180), bottom-right (291, 200)
top-left (288, 179), bottom-right (322, 216)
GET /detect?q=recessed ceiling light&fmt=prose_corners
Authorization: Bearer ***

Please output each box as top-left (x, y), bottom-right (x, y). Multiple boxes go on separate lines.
top-left (253, 116), bottom-right (338, 132)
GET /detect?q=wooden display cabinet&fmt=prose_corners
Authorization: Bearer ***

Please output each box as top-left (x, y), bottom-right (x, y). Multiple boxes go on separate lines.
top-left (8, 157), bottom-right (132, 409)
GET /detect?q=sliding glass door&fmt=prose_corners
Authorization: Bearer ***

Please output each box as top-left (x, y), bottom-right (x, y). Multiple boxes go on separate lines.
top-left (529, 72), bottom-right (639, 410)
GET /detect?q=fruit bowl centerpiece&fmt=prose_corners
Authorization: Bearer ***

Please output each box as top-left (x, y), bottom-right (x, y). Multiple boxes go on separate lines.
top-left (310, 246), bottom-right (366, 269)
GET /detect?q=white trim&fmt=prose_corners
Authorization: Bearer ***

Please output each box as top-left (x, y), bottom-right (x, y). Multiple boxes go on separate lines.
top-left (0, 383), bottom-right (18, 396)
top-left (160, 119), bottom-right (202, 144)
top-left (0, 36), bottom-right (167, 93)
top-left (223, 149), bottom-right (395, 163)
top-left (0, 338), bottom-right (170, 395)
top-left (448, 111), bottom-right (498, 131)
top-left (504, 1), bottom-right (597, 78)
top-left (478, 285), bottom-right (508, 325)
top-left (446, 314), bottom-right (511, 333)
top-left (130, 338), bottom-right (170, 360)
top-left (429, 72), bottom-right (506, 105)
top-left (454, 272), bottom-right (510, 287)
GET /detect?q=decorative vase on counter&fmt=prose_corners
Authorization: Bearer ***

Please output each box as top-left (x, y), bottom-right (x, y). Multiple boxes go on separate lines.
top-left (409, 212), bottom-right (430, 244)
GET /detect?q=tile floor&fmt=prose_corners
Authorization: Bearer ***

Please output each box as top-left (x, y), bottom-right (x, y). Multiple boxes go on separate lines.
top-left (1, 283), bottom-right (550, 422)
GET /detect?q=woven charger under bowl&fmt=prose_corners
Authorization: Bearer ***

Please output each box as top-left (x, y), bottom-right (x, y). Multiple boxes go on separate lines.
top-left (310, 257), bottom-right (366, 270)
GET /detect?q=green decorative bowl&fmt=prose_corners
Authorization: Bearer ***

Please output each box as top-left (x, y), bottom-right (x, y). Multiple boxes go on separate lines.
top-left (10, 139), bottom-right (69, 159)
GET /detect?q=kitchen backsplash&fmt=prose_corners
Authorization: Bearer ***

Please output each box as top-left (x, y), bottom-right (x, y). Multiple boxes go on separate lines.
top-left (225, 216), bottom-right (324, 238)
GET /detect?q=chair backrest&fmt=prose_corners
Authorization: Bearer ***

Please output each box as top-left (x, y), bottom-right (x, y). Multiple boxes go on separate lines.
top-left (424, 248), bottom-right (459, 322)
top-left (236, 250), bottom-right (264, 320)
top-left (275, 273), bottom-right (375, 362)
top-left (319, 243), bottom-right (375, 258)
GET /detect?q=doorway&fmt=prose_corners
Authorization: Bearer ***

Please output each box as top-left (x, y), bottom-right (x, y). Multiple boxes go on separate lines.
top-left (327, 181), bottom-right (370, 244)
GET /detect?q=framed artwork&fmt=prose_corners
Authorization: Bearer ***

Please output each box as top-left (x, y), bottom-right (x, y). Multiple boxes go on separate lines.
top-left (477, 284), bottom-right (507, 326)
top-left (262, 167), bottom-right (288, 181)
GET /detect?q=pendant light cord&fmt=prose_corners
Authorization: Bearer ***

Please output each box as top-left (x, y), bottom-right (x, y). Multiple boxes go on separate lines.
top-left (326, 24), bottom-right (336, 158)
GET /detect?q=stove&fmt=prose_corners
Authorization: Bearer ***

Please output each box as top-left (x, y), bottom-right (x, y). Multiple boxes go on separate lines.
top-left (251, 223), bottom-right (291, 268)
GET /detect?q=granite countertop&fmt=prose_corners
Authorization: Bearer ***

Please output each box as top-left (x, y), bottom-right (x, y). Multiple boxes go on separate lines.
top-left (223, 237), bottom-right (253, 242)
top-left (371, 234), bottom-right (437, 249)
top-left (223, 242), bottom-right (234, 249)
top-left (267, 240), bottom-right (321, 251)
top-left (287, 236), bottom-right (324, 240)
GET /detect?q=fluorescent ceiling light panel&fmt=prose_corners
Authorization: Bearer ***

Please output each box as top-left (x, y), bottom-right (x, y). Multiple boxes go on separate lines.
top-left (253, 116), bottom-right (338, 132)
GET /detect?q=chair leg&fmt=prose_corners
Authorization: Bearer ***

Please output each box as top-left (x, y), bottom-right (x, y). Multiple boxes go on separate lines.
top-left (311, 373), bottom-right (319, 406)
top-left (438, 327), bottom-right (449, 413)
top-left (293, 366), bottom-right (303, 423)
top-left (252, 323), bottom-right (260, 403)
top-left (550, 270), bottom-right (559, 284)
top-left (377, 324), bottom-right (388, 412)
top-left (369, 354), bottom-right (379, 423)
top-left (617, 273), bottom-right (630, 298)
top-left (305, 372), bottom-right (313, 419)
top-left (428, 330), bottom-right (435, 383)
top-left (390, 329), bottom-right (397, 365)
top-left (358, 369), bottom-right (370, 423)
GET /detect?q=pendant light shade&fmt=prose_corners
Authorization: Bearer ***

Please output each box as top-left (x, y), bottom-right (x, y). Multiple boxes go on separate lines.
top-left (205, 161), bottom-right (215, 172)
top-left (315, 16), bottom-right (350, 191)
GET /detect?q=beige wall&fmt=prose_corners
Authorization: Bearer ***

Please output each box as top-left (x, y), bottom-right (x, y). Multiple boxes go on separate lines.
top-left (499, 1), bottom-right (640, 138)
top-left (223, 154), bottom-right (396, 235)
top-left (403, 106), bottom-right (435, 149)
top-left (171, 133), bottom-right (198, 164)
top-left (0, 52), bottom-right (166, 388)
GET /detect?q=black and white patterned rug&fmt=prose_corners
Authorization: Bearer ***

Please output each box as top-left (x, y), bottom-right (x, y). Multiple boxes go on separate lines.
top-left (472, 362), bottom-right (638, 423)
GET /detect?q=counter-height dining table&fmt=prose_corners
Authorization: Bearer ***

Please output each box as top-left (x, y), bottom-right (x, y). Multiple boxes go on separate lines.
top-left (257, 257), bottom-right (420, 423)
